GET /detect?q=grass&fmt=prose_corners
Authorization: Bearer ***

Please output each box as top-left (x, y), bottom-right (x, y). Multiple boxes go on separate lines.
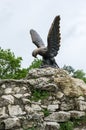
top-left (31, 89), bottom-right (49, 101)
top-left (42, 108), bottom-right (50, 117)
top-left (59, 121), bottom-right (74, 130)
top-left (59, 116), bottom-right (86, 130)
top-left (23, 115), bottom-right (86, 130)
top-left (72, 116), bottom-right (86, 127)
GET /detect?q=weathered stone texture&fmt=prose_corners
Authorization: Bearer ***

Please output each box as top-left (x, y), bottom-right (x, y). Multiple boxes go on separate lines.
top-left (44, 111), bottom-right (70, 122)
top-left (0, 67), bottom-right (86, 129)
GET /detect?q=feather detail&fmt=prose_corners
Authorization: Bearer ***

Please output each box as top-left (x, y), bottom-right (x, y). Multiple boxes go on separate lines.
top-left (47, 16), bottom-right (61, 57)
top-left (30, 29), bottom-right (45, 48)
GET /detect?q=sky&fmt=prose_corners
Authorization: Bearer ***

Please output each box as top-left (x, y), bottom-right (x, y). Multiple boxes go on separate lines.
top-left (0, 0), bottom-right (86, 71)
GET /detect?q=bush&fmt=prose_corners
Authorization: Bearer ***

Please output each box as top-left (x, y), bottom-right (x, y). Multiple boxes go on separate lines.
top-left (0, 47), bottom-right (28, 79)
top-left (60, 121), bottom-right (74, 130)
top-left (28, 58), bottom-right (42, 70)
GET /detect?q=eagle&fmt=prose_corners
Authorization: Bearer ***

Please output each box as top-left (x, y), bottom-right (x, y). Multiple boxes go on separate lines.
top-left (30, 16), bottom-right (61, 68)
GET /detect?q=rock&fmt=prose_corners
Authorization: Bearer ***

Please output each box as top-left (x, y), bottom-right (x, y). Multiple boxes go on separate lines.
top-left (31, 101), bottom-right (41, 105)
top-left (76, 100), bottom-right (86, 111)
top-left (28, 77), bottom-right (58, 91)
top-left (13, 87), bottom-right (20, 93)
top-left (69, 110), bottom-right (85, 118)
top-left (74, 127), bottom-right (86, 130)
top-left (56, 91), bottom-right (64, 99)
top-left (0, 107), bottom-right (8, 118)
top-left (22, 86), bottom-right (27, 90)
top-left (4, 88), bottom-right (12, 94)
top-left (60, 101), bottom-right (74, 111)
top-left (31, 104), bottom-right (42, 111)
top-left (26, 67), bottom-right (58, 79)
top-left (52, 100), bottom-right (60, 105)
top-left (16, 128), bottom-right (24, 130)
top-left (22, 98), bottom-right (31, 104)
top-left (22, 120), bottom-right (34, 129)
top-left (2, 95), bottom-right (14, 104)
top-left (23, 93), bottom-right (31, 97)
top-left (25, 105), bottom-right (34, 114)
top-left (32, 112), bottom-right (44, 120)
top-left (77, 96), bottom-right (85, 101)
top-left (8, 105), bottom-right (26, 116)
top-left (41, 83), bottom-right (58, 91)
top-left (44, 111), bottom-right (70, 122)
top-left (0, 68), bottom-right (86, 129)
top-left (14, 94), bottom-right (23, 98)
top-left (47, 105), bottom-right (59, 112)
top-left (44, 122), bottom-right (60, 130)
top-left (54, 77), bottom-right (86, 97)
top-left (3, 117), bottom-right (21, 129)
top-left (27, 68), bottom-right (86, 97)
top-left (1, 84), bottom-right (6, 89)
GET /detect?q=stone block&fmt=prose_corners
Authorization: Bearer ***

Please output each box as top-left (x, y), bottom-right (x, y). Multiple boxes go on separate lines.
top-left (3, 117), bottom-right (21, 129)
top-left (47, 105), bottom-right (59, 112)
top-left (0, 107), bottom-right (8, 118)
top-left (69, 110), bottom-right (85, 118)
top-left (2, 95), bottom-right (14, 104)
top-left (44, 111), bottom-right (70, 122)
top-left (76, 100), bottom-right (86, 111)
top-left (31, 104), bottom-right (42, 111)
top-left (44, 122), bottom-right (60, 130)
top-left (8, 105), bottom-right (26, 116)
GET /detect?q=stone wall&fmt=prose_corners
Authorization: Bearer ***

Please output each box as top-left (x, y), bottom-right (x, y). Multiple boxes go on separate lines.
top-left (0, 68), bottom-right (86, 130)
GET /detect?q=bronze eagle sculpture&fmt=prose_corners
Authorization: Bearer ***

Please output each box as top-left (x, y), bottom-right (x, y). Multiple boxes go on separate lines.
top-left (30, 16), bottom-right (61, 68)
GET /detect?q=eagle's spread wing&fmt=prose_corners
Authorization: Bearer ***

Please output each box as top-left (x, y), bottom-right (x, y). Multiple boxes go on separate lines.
top-left (30, 29), bottom-right (45, 48)
top-left (47, 16), bottom-right (61, 57)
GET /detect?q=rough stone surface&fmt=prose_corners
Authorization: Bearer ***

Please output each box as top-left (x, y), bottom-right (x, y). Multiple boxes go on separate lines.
top-left (3, 117), bottom-right (21, 129)
top-left (5, 88), bottom-right (12, 94)
top-left (69, 110), bottom-right (85, 118)
top-left (0, 107), bottom-right (8, 118)
top-left (47, 105), bottom-right (59, 112)
top-left (76, 100), bottom-right (86, 111)
top-left (44, 111), bottom-right (70, 122)
top-left (0, 67), bottom-right (86, 130)
top-left (44, 122), bottom-right (60, 130)
top-left (2, 95), bottom-right (14, 104)
top-left (8, 105), bottom-right (26, 116)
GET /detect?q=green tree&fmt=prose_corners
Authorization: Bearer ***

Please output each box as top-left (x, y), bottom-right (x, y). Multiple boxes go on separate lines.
top-left (63, 65), bottom-right (86, 83)
top-left (63, 65), bottom-right (75, 75)
top-left (0, 47), bottom-right (28, 79)
top-left (28, 58), bottom-right (42, 70)
top-left (73, 70), bottom-right (86, 83)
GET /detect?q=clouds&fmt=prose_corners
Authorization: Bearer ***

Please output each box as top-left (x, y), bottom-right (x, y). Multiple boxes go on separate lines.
top-left (0, 0), bottom-right (86, 71)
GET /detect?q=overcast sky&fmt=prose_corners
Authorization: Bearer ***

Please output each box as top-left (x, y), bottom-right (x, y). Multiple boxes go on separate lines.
top-left (0, 0), bottom-right (86, 71)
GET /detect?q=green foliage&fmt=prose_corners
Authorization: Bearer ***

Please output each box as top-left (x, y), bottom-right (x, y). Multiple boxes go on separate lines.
top-left (73, 70), bottom-right (86, 82)
top-left (63, 65), bottom-right (75, 75)
top-left (0, 48), bottom-right (28, 79)
top-left (42, 108), bottom-right (50, 117)
top-left (72, 116), bottom-right (86, 127)
top-left (63, 65), bottom-right (86, 83)
top-left (12, 68), bottom-right (29, 79)
top-left (31, 89), bottom-right (49, 101)
top-left (59, 115), bottom-right (86, 130)
top-left (28, 58), bottom-right (42, 70)
top-left (59, 121), bottom-right (74, 130)
top-left (1, 47), bottom-right (86, 82)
